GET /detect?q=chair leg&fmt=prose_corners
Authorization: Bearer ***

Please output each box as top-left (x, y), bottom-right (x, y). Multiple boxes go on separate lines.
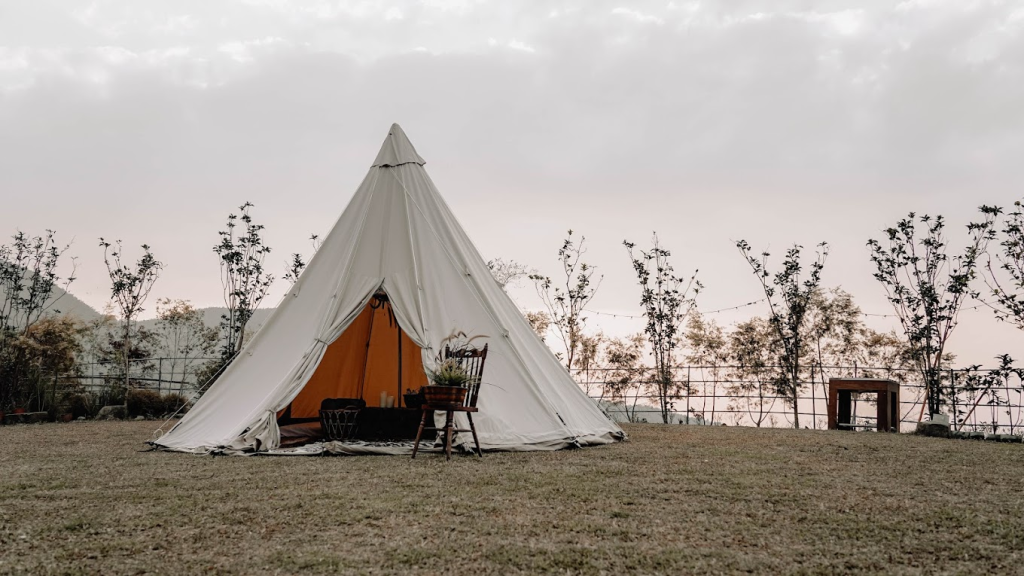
top-left (466, 412), bottom-right (482, 457)
top-left (444, 410), bottom-right (454, 461)
top-left (412, 409), bottom-right (429, 459)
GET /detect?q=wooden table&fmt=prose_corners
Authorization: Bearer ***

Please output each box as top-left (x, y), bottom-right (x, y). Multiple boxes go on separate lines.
top-left (827, 378), bottom-right (900, 432)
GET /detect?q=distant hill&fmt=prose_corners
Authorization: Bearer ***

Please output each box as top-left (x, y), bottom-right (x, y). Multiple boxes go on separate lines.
top-left (131, 307), bottom-right (275, 338)
top-left (46, 287), bottom-right (104, 323)
top-left (9, 285), bottom-right (277, 344)
top-left (187, 307), bottom-right (275, 334)
top-left (134, 307), bottom-right (275, 358)
top-left (133, 307), bottom-right (275, 344)
top-left (0, 284), bottom-right (105, 325)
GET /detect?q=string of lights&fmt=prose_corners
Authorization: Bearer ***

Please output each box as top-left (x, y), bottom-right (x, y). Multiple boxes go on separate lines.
top-left (862, 302), bottom-right (989, 318)
top-left (701, 298), bottom-right (768, 315)
top-left (582, 298), bottom-right (768, 320)
top-left (581, 309), bottom-right (644, 319)
top-left (583, 300), bottom-right (993, 321)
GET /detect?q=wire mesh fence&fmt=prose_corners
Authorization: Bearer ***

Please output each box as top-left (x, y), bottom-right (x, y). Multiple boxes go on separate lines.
top-left (66, 356), bottom-right (219, 398)
top-left (575, 365), bottom-right (1024, 434)
top-left (49, 359), bottom-right (1024, 435)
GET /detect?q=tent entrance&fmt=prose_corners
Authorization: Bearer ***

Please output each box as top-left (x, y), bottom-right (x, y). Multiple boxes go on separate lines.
top-left (280, 291), bottom-right (427, 422)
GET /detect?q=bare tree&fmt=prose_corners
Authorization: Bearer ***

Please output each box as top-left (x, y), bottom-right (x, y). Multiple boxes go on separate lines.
top-left (0, 230), bottom-right (75, 411)
top-left (283, 234), bottom-right (322, 285)
top-left (855, 329), bottom-right (916, 380)
top-left (524, 310), bottom-right (551, 340)
top-left (726, 317), bottom-right (780, 428)
top-left (530, 230), bottom-right (601, 370)
top-left (685, 313), bottom-right (729, 425)
top-left (602, 334), bottom-right (648, 423)
top-left (99, 239), bottom-right (162, 404)
top-left (214, 202), bottom-right (274, 358)
top-left (487, 258), bottom-right (531, 291)
top-left (625, 233), bottom-right (701, 424)
top-left (868, 212), bottom-right (993, 418)
top-left (804, 288), bottom-right (863, 427)
top-left (0, 230), bottom-right (76, 332)
top-left (155, 298), bottom-right (219, 389)
top-left (976, 202), bottom-right (1024, 330)
top-left (573, 331), bottom-right (606, 396)
top-left (737, 240), bottom-right (829, 428)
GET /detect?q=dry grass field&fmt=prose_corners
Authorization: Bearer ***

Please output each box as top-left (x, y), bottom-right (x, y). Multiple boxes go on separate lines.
top-left (1, 421), bottom-right (1023, 575)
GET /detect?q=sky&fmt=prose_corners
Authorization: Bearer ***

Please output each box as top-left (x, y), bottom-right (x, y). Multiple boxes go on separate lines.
top-left (1, 0), bottom-right (1023, 366)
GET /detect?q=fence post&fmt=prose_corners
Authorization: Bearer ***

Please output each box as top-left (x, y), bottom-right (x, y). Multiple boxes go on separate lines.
top-left (810, 364), bottom-right (816, 430)
top-left (157, 358), bottom-right (163, 395)
top-left (946, 364), bottom-right (954, 428)
top-left (686, 365), bottom-right (691, 424)
top-left (710, 369), bottom-right (717, 426)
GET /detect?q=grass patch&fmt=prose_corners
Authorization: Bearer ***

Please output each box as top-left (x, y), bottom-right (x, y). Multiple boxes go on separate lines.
top-left (0, 422), bottom-right (1022, 574)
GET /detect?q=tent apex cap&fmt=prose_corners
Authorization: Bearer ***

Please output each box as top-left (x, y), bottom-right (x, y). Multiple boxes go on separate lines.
top-left (372, 123), bottom-right (426, 167)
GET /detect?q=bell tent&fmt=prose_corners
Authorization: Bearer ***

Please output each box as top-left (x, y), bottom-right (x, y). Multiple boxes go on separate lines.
top-left (155, 124), bottom-right (625, 455)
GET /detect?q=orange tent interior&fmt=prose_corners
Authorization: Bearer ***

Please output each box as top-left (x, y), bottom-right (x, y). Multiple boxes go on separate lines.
top-left (280, 298), bottom-right (427, 421)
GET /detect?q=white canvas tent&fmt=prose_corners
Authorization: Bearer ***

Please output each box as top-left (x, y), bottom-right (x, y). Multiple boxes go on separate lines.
top-left (155, 124), bottom-right (624, 455)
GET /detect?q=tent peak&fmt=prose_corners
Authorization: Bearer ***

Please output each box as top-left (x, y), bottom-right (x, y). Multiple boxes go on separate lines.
top-left (372, 123), bottom-right (426, 168)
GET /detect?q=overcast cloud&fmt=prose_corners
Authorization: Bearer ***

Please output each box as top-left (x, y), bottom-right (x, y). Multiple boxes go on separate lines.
top-left (1, 0), bottom-right (1022, 364)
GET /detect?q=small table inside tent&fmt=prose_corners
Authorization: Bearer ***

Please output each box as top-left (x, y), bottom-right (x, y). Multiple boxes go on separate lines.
top-left (827, 378), bottom-right (900, 432)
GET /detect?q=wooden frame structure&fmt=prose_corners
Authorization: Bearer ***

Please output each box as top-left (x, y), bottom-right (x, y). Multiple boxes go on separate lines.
top-left (827, 378), bottom-right (900, 432)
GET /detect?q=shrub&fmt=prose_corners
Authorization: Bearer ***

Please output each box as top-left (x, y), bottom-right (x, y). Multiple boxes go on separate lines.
top-left (95, 380), bottom-right (126, 408)
top-left (161, 393), bottom-right (190, 416)
top-left (194, 356), bottom-right (230, 390)
top-left (126, 389), bottom-right (163, 418)
top-left (60, 392), bottom-right (97, 419)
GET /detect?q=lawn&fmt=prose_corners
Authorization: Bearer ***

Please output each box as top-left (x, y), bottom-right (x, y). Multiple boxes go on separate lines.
top-left (1, 422), bottom-right (1022, 575)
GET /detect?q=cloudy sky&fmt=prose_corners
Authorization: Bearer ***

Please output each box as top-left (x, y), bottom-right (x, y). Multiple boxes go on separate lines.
top-left (1, 0), bottom-right (1022, 365)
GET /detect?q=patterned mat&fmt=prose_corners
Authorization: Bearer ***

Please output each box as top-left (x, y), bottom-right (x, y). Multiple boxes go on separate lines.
top-left (267, 438), bottom-right (470, 456)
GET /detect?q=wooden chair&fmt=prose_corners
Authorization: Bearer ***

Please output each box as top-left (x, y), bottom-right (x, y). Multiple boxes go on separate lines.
top-left (412, 343), bottom-right (487, 460)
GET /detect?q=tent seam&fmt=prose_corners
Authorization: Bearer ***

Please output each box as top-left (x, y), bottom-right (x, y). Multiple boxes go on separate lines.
top-left (389, 166), bottom-right (577, 439)
top-left (393, 169), bottom-right (430, 353)
top-left (224, 170), bottom-right (384, 447)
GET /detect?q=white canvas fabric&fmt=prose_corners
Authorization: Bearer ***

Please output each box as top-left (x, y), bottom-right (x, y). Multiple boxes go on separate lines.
top-left (155, 124), bottom-right (625, 455)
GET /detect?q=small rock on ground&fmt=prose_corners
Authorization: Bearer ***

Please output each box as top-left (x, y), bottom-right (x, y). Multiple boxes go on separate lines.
top-left (916, 420), bottom-right (950, 439)
top-left (96, 406), bottom-right (126, 420)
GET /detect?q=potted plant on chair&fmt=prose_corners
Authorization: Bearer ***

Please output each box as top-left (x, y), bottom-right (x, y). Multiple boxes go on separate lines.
top-left (423, 358), bottom-right (473, 406)
top-left (413, 331), bottom-right (489, 459)
top-left (422, 330), bottom-right (486, 407)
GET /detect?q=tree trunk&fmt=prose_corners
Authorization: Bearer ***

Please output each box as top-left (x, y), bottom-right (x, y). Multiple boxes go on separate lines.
top-left (926, 367), bottom-right (940, 419)
top-left (709, 369), bottom-right (717, 426)
top-left (660, 366), bottom-right (671, 424)
top-left (792, 364), bottom-right (800, 429)
top-left (123, 319), bottom-right (132, 411)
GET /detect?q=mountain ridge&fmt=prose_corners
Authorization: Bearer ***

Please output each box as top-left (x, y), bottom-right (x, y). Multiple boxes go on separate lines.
top-left (28, 286), bottom-right (276, 337)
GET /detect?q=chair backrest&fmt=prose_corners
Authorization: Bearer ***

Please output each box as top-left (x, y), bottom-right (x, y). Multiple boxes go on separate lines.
top-left (443, 343), bottom-right (488, 408)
